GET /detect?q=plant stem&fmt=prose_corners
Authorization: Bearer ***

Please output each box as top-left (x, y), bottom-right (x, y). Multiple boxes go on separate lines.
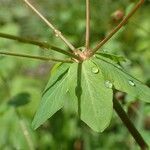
top-left (23, 0), bottom-right (75, 51)
top-left (0, 51), bottom-right (73, 63)
top-left (0, 32), bottom-right (79, 59)
top-left (90, 0), bottom-right (144, 56)
top-left (113, 98), bottom-right (148, 150)
top-left (85, 0), bottom-right (90, 50)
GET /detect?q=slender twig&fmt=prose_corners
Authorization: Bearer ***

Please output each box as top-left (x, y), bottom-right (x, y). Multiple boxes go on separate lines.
top-left (90, 0), bottom-right (144, 56)
top-left (23, 0), bottom-right (75, 51)
top-left (113, 97), bottom-right (148, 150)
top-left (0, 32), bottom-right (79, 59)
top-left (85, 0), bottom-right (90, 50)
top-left (0, 51), bottom-right (73, 63)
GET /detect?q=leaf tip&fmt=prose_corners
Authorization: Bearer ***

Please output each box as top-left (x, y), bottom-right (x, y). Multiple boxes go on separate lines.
top-left (31, 119), bottom-right (41, 130)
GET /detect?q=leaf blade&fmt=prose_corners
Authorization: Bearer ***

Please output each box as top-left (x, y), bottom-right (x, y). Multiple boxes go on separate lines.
top-left (96, 52), bottom-right (126, 64)
top-left (80, 60), bottom-right (113, 132)
top-left (32, 63), bottom-right (70, 129)
top-left (67, 60), bottom-right (113, 132)
top-left (94, 57), bottom-right (150, 103)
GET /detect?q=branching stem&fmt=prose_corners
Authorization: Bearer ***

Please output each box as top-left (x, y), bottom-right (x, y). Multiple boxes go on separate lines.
top-left (90, 0), bottom-right (144, 56)
top-left (0, 32), bottom-right (79, 60)
top-left (0, 51), bottom-right (73, 63)
top-left (23, 0), bottom-right (75, 51)
top-left (113, 97), bottom-right (148, 150)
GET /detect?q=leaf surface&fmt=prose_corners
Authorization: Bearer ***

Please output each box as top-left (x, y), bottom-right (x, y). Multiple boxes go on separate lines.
top-left (96, 52), bottom-right (126, 64)
top-left (94, 56), bottom-right (150, 103)
top-left (32, 63), bottom-right (70, 129)
top-left (68, 60), bottom-right (113, 132)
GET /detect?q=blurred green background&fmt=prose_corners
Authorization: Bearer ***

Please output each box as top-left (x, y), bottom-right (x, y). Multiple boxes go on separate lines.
top-left (0, 0), bottom-right (150, 149)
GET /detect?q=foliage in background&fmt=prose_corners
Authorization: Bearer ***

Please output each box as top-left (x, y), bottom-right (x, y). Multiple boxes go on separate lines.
top-left (0, 0), bottom-right (150, 149)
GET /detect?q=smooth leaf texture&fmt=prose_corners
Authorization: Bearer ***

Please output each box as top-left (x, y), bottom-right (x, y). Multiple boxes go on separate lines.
top-left (96, 52), bottom-right (126, 64)
top-left (32, 63), bottom-right (70, 129)
top-left (94, 56), bottom-right (150, 103)
top-left (68, 60), bottom-right (113, 132)
top-left (63, 63), bottom-right (78, 113)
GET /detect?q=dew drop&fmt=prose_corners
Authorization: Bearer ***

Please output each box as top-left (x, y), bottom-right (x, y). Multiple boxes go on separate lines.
top-left (55, 33), bottom-right (59, 37)
top-left (105, 80), bottom-right (113, 89)
top-left (66, 89), bottom-right (69, 92)
top-left (128, 80), bottom-right (136, 86)
top-left (54, 30), bottom-right (61, 37)
top-left (92, 67), bottom-right (99, 74)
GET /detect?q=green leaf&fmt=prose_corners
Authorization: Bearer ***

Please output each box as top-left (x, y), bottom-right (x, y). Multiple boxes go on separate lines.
top-left (32, 63), bottom-right (70, 129)
top-left (94, 57), bottom-right (150, 103)
top-left (68, 60), bottom-right (113, 132)
top-left (50, 62), bottom-right (62, 75)
top-left (63, 63), bottom-right (79, 113)
top-left (96, 52), bottom-right (126, 64)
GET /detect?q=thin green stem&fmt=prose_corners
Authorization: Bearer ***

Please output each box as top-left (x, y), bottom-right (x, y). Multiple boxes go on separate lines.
top-left (0, 51), bottom-right (73, 63)
top-left (113, 97), bottom-right (148, 150)
top-left (85, 0), bottom-right (90, 50)
top-left (0, 32), bottom-right (79, 59)
top-left (90, 0), bottom-right (144, 56)
top-left (23, 0), bottom-right (75, 51)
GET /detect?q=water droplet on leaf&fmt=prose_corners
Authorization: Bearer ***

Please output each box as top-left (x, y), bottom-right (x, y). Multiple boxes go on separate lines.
top-left (105, 80), bottom-right (113, 89)
top-left (54, 30), bottom-right (61, 37)
top-left (128, 80), bottom-right (136, 86)
top-left (55, 33), bottom-right (59, 37)
top-left (92, 67), bottom-right (99, 74)
top-left (66, 89), bottom-right (69, 92)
